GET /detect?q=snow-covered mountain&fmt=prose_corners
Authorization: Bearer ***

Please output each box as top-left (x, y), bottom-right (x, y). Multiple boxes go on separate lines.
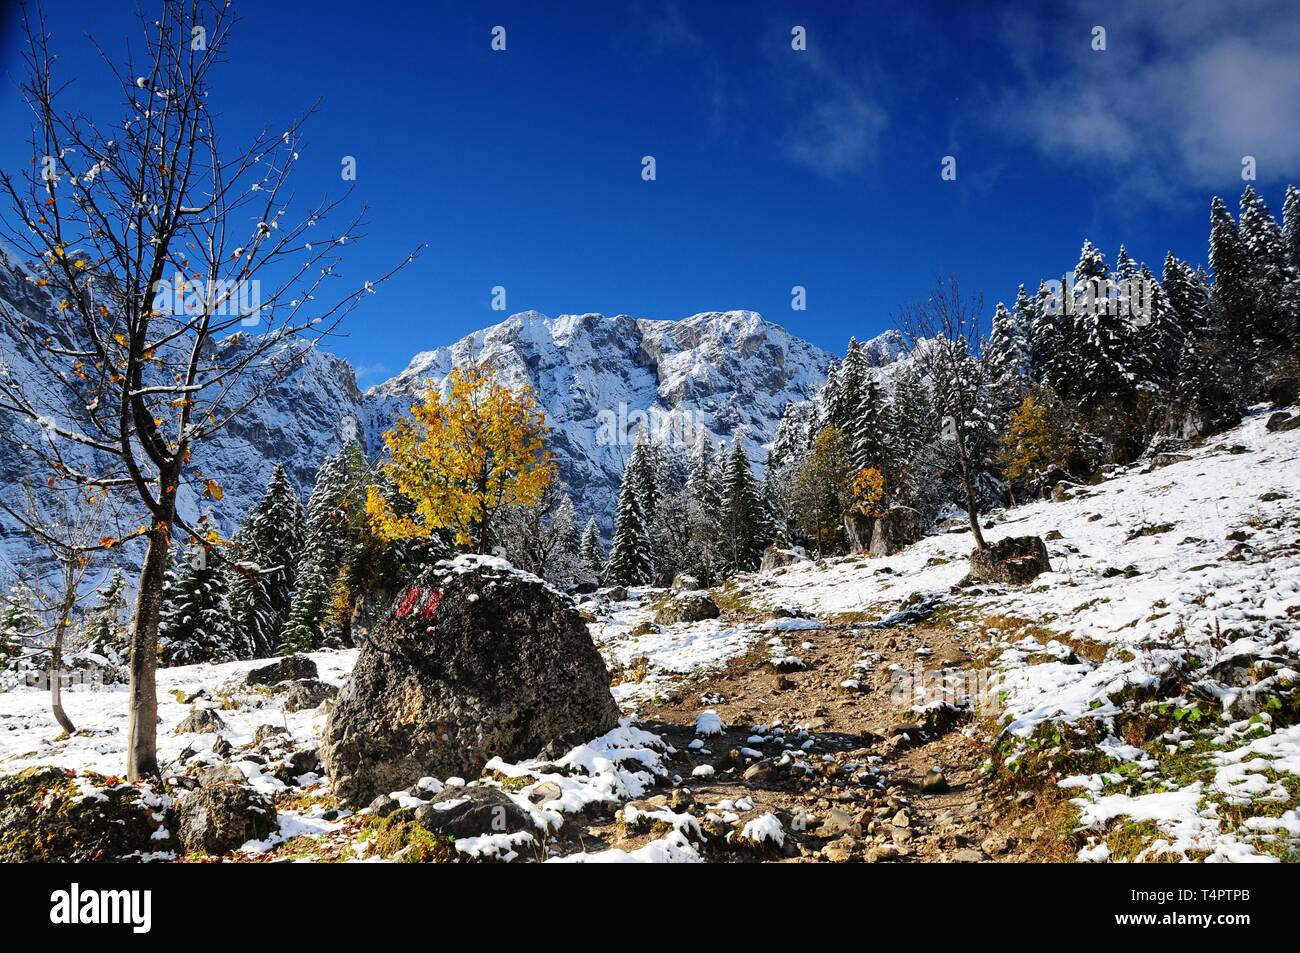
top-left (1, 242), bottom-right (911, 570)
top-left (366, 310), bottom-right (854, 528)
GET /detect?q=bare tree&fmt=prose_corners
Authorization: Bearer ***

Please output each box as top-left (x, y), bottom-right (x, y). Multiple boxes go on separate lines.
top-left (0, 482), bottom-right (128, 735)
top-left (0, 1), bottom-right (419, 778)
top-left (895, 275), bottom-right (990, 550)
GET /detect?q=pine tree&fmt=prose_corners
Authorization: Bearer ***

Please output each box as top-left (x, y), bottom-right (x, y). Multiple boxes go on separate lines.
top-left (580, 518), bottom-right (604, 578)
top-left (886, 364), bottom-right (934, 504)
top-left (718, 437), bottom-right (768, 574)
top-left (685, 432), bottom-right (723, 583)
top-left (227, 465), bottom-right (303, 656)
top-left (1114, 244), bottom-right (1138, 282)
top-left (1284, 184), bottom-right (1300, 270)
top-left (0, 582), bottom-right (38, 664)
top-left (159, 545), bottom-right (240, 666)
top-left (282, 448), bottom-right (360, 653)
top-left (1209, 194), bottom-right (1254, 356)
top-left (1239, 186), bottom-right (1300, 355)
top-left (1170, 336), bottom-right (1239, 438)
top-left (986, 297), bottom-right (1029, 390)
top-left (1135, 263), bottom-right (1183, 393)
top-left (1031, 280), bottom-right (1074, 398)
top-left (604, 453), bottom-right (654, 586)
top-left (83, 569), bottom-right (130, 666)
top-left (1163, 253), bottom-right (1208, 340)
top-left (850, 376), bottom-right (888, 474)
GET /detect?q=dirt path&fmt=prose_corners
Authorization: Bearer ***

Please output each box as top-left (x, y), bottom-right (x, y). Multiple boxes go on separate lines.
top-left (583, 613), bottom-right (1056, 862)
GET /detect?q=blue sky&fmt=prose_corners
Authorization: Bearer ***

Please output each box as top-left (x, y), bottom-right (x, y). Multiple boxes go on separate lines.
top-left (2, 0), bottom-right (1298, 384)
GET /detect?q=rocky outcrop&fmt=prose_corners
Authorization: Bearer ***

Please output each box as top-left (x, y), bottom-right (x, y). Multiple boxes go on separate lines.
top-left (760, 546), bottom-right (809, 570)
top-left (869, 506), bottom-right (924, 557)
top-left (321, 556), bottom-right (620, 807)
top-left (967, 536), bottom-right (1052, 585)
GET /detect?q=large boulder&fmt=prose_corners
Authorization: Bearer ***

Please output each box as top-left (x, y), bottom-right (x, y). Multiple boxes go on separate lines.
top-left (176, 784), bottom-right (277, 855)
top-left (321, 555), bottom-right (620, 807)
top-left (654, 591), bottom-right (721, 625)
top-left (869, 506), bottom-right (924, 557)
top-left (967, 536), bottom-right (1052, 585)
top-left (0, 767), bottom-right (168, 861)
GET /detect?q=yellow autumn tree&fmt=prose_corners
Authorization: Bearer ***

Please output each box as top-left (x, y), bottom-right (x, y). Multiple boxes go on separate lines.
top-left (1002, 388), bottom-right (1072, 491)
top-left (366, 364), bottom-right (553, 552)
top-left (851, 466), bottom-right (886, 518)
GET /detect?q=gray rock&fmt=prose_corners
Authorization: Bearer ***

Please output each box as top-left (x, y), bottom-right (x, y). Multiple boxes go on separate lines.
top-left (967, 536), bottom-right (1051, 585)
top-left (174, 707), bottom-right (226, 734)
top-left (177, 785), bottom-right (277, 855)
top-left (321, 558), bottom-right (621, 806)
top-left (654, 591), bottom-right (721, 625)
top-left (246, 654), bottom-right (318, 686)
top-left (670, 573), bottom-right (702, 591)
top-left (412, 786), bottom-right (534, 839)
top-left (282, 678), bottom-right (339, 712)
top-left (951, 848), bottom-right (987, 863)
top-left (760, 546), bottom-right (809, 570)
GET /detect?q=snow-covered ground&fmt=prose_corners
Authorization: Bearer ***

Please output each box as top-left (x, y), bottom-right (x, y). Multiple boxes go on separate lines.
top-left (2, 410), bottom-right (1297, 862)
top-left (0, 651), bottom-right (355, 778)
top-left (747, 408), bottom-right (1300, 861)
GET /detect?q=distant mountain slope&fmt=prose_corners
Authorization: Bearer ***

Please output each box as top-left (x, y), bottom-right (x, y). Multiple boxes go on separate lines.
top-left (1, 243), bottom-right (908, 572)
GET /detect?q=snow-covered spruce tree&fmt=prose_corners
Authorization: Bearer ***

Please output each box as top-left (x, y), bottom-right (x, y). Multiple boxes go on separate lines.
top-left (496, 480), bottom-right (584, 587)
top-left (886, 363), bottom-right (936, 507)
top-left (851, 376), bottom-right (889, 475)
top-left (648, 455), bottom-right (694, 586)
top-left (986, 295), bottom-right (1030, 394)
top-left (0, 581), bottom-right (38, 665)
top-left (1135, 263), bottom-right (1184, 394)
top-left (83, 569), bottom-right (131, 667)
top-left (1238, 186), bottom-right (1300, 361)
top-left (580, 518), bottom-right (605, 579)
top-left (719, 437), bottom-right (769, 574)
top-left (604, 452), bottom-right (654, 586)
top-left (766, 403), bottom-right (812, 547)
top-left (159, 545), bottom-right (240, 667)
top-left (1169, 335), bottom-right (1240, 439)
top-left (1284, 184), bottom-right (1300, 271)
top-left (1163, 253), bottom-right (1211, 341)
top-left (684, 432), bottom-right (724, 584)
top-left (835, 339), bottom-right (872, 436)
top-left (813, 358), bottom-right (843, 435)
top-left (1209, 194), bottom-right (1257, 368)
top-left (227, 465), bottom-right (303, 657)
top-left (224, 528), bottom-right (276, 658)
top-left (282, 447), bottom-right (362, 653)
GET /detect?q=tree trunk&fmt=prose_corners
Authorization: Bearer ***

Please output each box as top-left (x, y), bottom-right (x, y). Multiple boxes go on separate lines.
top-left (126, 485), bottom-right (176, 781)
top-left (49, 564), bottom-right (77, 735)
top-left (955, 438), bottom-right (988, 550)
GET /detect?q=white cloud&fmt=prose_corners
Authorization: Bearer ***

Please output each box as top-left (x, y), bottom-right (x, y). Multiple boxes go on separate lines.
top-left (991, 0), bottom-right (1300, 192)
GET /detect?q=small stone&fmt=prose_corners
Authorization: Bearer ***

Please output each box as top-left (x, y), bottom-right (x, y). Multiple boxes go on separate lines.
top-left (951, 848), bottom-right (987, 863)
top-left (921, 768), bottom-right (949, 793)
